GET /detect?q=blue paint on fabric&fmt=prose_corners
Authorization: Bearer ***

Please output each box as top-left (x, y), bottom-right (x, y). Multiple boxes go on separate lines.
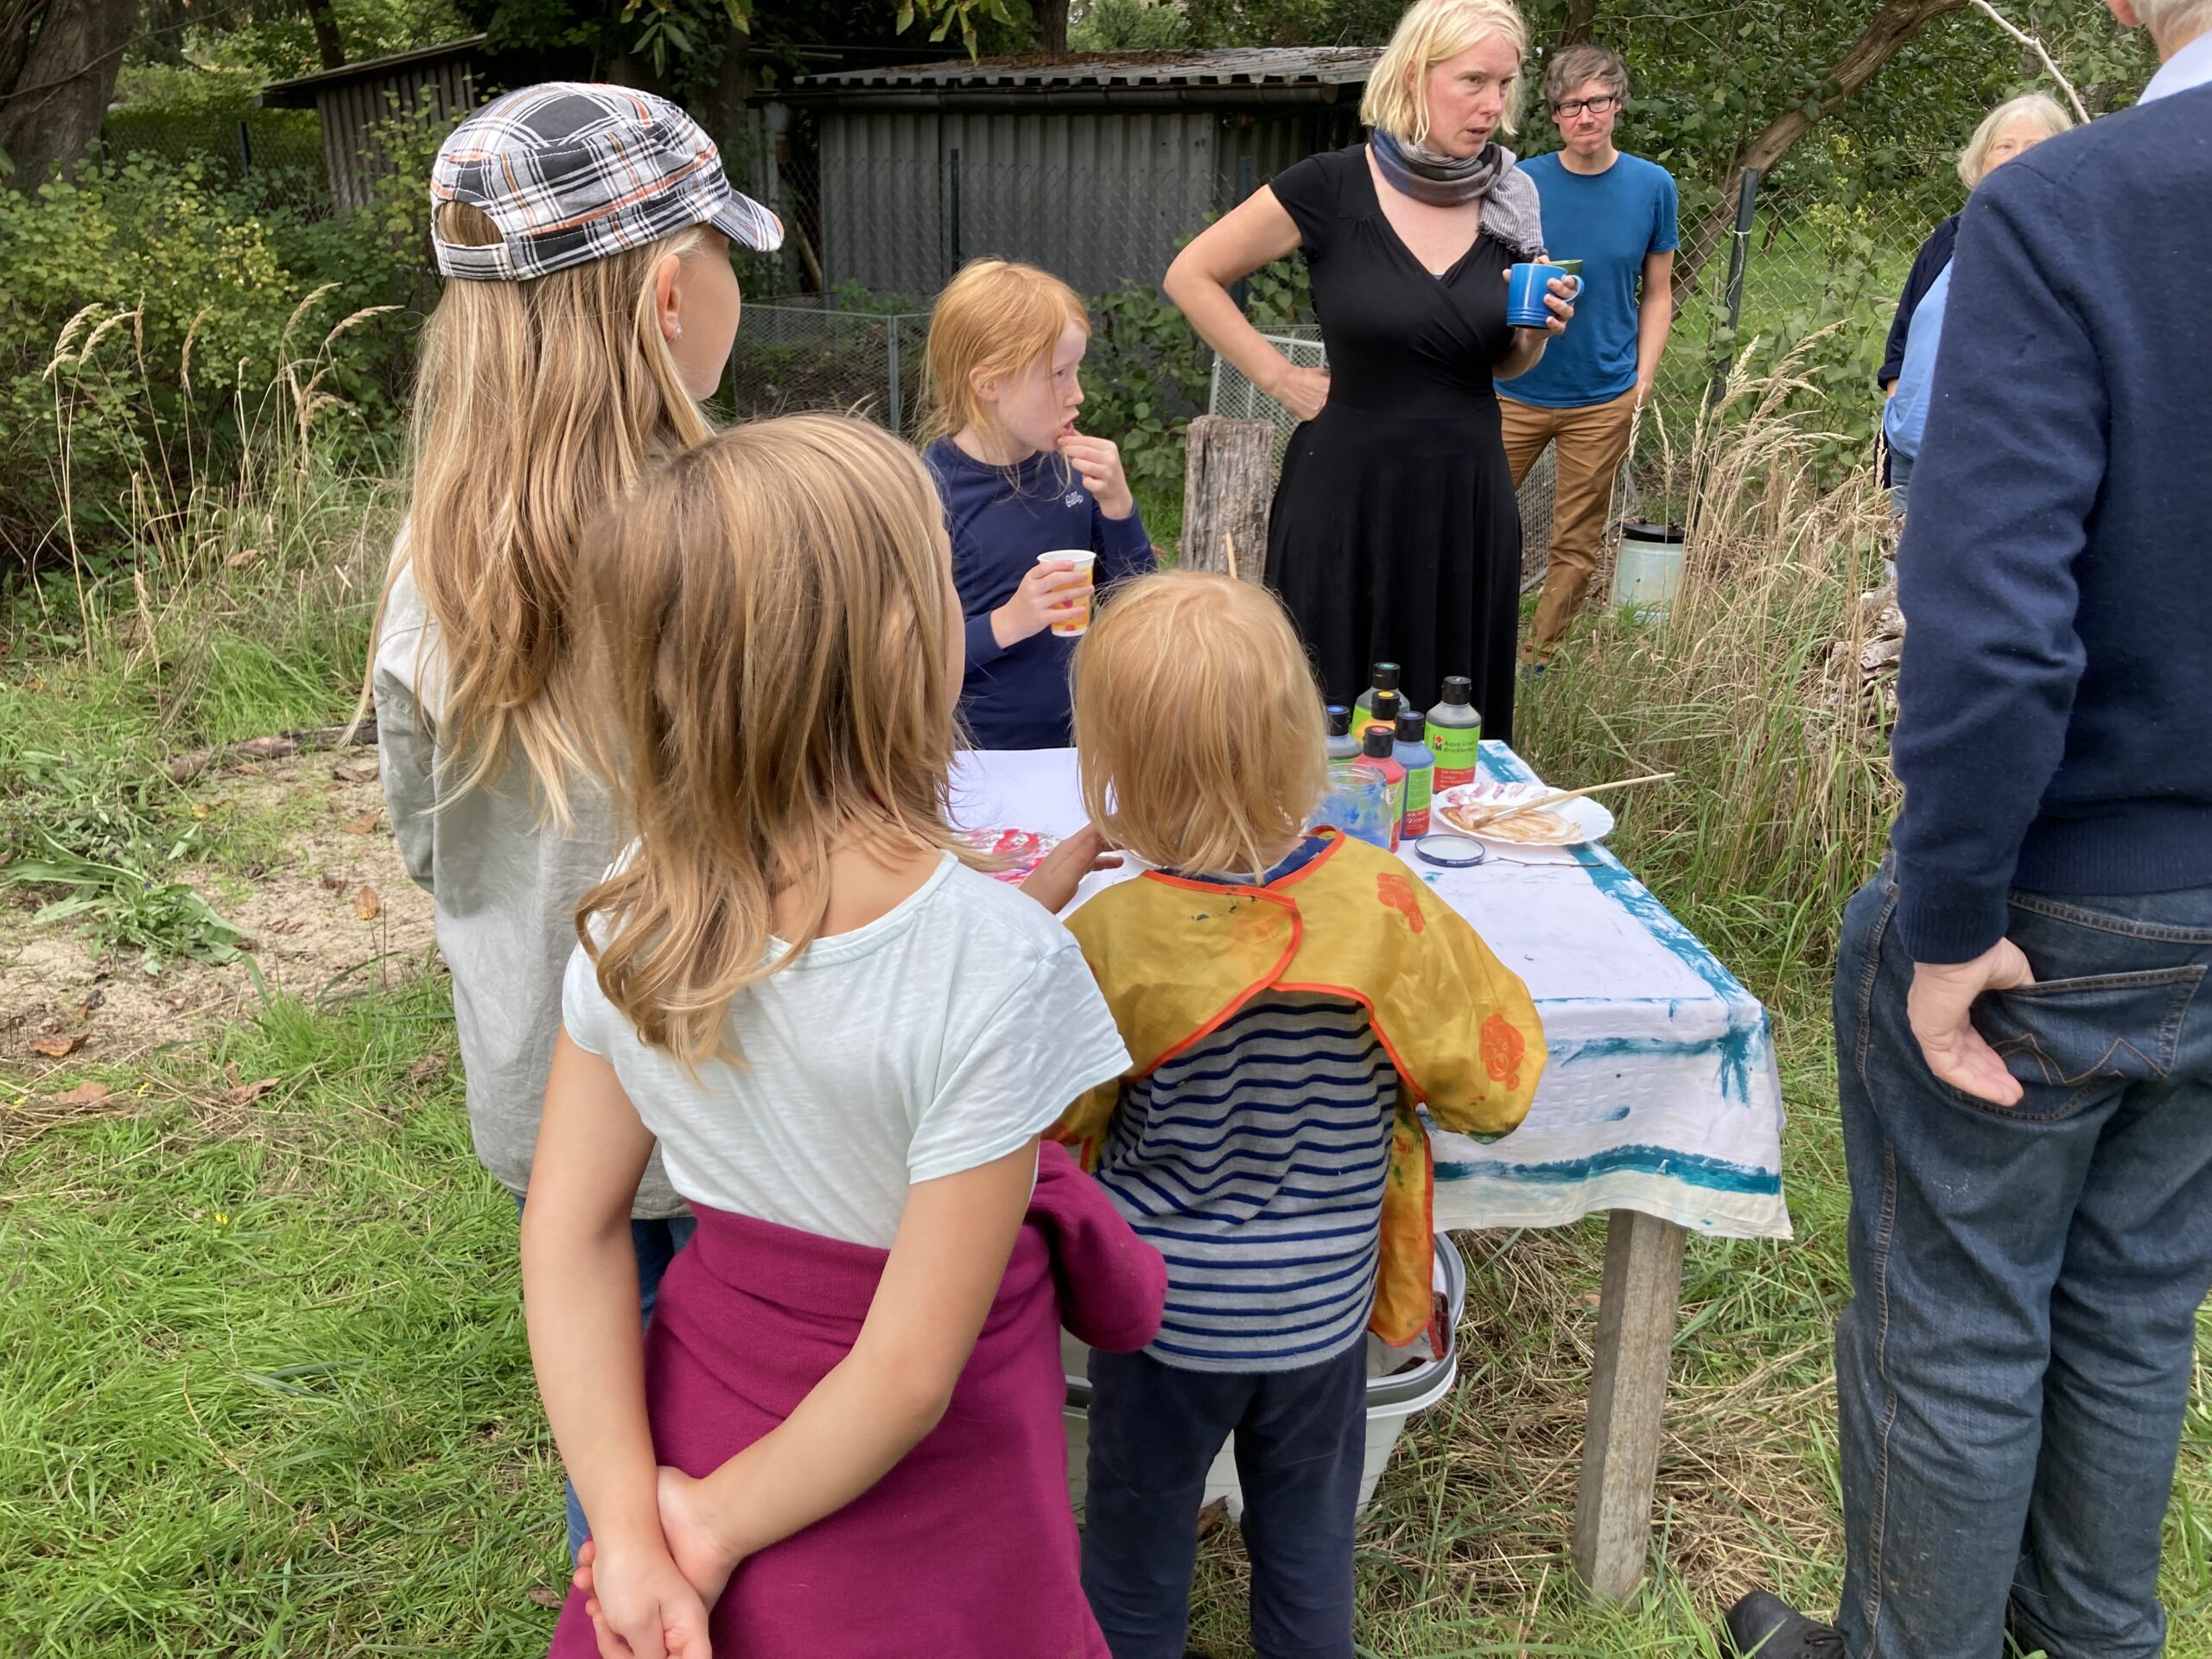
top-left (1434, 1142), bottom-right (1783, 1196)
top-left (1546, 1027), bottom-right (1767, 1107)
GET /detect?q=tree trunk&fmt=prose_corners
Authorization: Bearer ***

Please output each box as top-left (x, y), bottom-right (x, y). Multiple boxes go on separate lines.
top-left (0, 0), bottom-right (138, 185)
top-left (305, 0), bottom-right (345, 70)
top-left (1557, 0), bottom-right (1597, 48)
top-left (1674, 0), bottom-right (1966, 302)
top-left (1181, 416), bottom-right (1274, 586)
top-left (1034, 0), bottom-right (1069, 53)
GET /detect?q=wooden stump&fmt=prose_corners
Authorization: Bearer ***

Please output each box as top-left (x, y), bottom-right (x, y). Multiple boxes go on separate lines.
top-left (1180, 415), bottom-right (1274, 586)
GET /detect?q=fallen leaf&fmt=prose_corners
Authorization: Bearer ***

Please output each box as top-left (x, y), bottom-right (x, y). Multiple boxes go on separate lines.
top-left (526, 1586), bottom-right (564, 1610)
top-left (354, 885), bottom-right (381, 921)
top-left (29, 1033), bottom-right (84, 1058)
top-left (53, 1082), bottom-right (111, 1107)
top-left (221, 1077), bottom-right (281, 1105)
top-left (1195, 1496), bottom-right (1230, 1539)
top-left (322, 782), bottom-right (345, 796)
top-left (319, 870), bottom-right (349, 891)
top-left (1582, 1290), bottom-right (1604, 1309)
top-left (407, 1052), bottom-right (447, 1084)
top-left (331, 760), bottom-right (378, 784)
top-left (229, 760), bottom-right (263, 777)
top-left (190, 804), bottom-right (211, 821)
top-left (22, 677), bottom-right (43, 692)
top-left (75, 989), bottom-right (106, 1018)
top-left (341, 810), bottom-right (380, 835)
top-left (226, 547), bottom-right (258, 569)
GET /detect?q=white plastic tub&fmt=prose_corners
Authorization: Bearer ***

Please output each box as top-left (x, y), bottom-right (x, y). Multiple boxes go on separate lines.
top-left (1062, 1235), bottom-right (1466, 1520)
top-left (1611, 519), bottom-right (1687, 619)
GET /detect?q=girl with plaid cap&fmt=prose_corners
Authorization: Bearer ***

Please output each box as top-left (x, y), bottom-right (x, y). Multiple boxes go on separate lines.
top-left (368, 83), bottom-right (780, 1560)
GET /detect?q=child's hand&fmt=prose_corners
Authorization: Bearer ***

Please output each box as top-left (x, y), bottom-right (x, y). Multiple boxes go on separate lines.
top-left (1058, 432), bottom-right (1135, 520)
top-left (574, 1469), bottom-right (741, 1620)
top-left (992, 558), bottom-right (1092, 648)
top-left (1020, 824), bottom-right (1123, 914)
top-left (572, 1533), bottom-right (713, 1659)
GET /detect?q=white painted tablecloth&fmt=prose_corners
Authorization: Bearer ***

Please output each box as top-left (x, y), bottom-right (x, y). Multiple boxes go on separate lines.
top-left (951, 742), bottom-right (1790, 1243)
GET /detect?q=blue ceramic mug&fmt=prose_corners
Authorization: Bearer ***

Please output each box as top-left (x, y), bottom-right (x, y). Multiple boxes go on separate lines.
top-left (1506, 260), bottom-right (1579, 328)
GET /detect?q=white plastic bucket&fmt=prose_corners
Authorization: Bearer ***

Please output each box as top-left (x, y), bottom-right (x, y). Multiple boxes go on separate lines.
top-left (1611, 520), bottom-right (1686, 619)
top-left (1062, 1235), bottom-right (1466, 1520)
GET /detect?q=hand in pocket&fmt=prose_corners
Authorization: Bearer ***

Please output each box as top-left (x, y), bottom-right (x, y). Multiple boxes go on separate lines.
top-left (1909, 940), bottom-right (2037, 1105)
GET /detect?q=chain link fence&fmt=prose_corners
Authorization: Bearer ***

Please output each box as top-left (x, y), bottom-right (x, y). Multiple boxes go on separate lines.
top-left (724, 143), bottom-right (1955, 575)
top-left (100, 106), bottom-right (333, 216)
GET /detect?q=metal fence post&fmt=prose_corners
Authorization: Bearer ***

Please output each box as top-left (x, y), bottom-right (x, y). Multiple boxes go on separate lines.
top-left (237, 118), bottom-right (253, 177)
top-left (948, 148), bottom-right (963, 278)
top-left (1707, 166), bottom-right (1760, 410)
top-left (887, 314), bottom-right (901, 436)
top-left (1228, 154), bottom-right (1255, 315)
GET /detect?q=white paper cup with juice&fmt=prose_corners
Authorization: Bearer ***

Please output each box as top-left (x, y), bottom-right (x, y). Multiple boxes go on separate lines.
top-left (1039, 550), bottom-right (1097, 637)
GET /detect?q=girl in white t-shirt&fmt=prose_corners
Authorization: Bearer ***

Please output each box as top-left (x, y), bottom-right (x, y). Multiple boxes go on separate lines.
top-left (522, 413), bottom-right (1155, 1659)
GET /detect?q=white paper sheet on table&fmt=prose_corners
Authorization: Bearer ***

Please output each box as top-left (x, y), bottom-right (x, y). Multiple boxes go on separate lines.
top-left (950, 744), bottom-right (1791, 1243)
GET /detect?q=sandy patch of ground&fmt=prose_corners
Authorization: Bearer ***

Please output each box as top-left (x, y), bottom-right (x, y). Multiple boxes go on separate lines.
top-left (0, 760), bottom-right (438, 1074)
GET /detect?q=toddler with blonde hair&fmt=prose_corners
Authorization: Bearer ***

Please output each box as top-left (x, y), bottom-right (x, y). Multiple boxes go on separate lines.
top-left (1057, 570), bottom-right (1546, 1658)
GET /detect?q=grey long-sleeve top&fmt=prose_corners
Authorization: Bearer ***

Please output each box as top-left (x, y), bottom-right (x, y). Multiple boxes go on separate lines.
top-left (373, 556), bottom-right (683, 1216)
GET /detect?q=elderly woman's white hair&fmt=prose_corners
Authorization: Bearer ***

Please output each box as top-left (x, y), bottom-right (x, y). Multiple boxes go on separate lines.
top-left (1360, 0), bottom-right (1530, 144)
top-left (1957, 92), bottom-right (2073, 189)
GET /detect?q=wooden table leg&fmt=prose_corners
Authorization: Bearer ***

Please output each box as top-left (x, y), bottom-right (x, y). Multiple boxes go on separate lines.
top-left (1572, 1207), bottom-right (1688, 1600)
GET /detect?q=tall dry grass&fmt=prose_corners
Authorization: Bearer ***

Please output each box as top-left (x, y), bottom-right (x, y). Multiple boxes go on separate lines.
top-left (1519, 332), bottom-right (1902, 1015)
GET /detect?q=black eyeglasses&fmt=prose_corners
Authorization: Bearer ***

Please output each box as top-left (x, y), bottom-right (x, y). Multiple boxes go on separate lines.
top-left (1552, 93), bottom-right (1621, 118)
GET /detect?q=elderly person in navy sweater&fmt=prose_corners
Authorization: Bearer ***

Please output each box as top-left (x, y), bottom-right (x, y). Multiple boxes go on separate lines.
top-left (1724, 3), bottom-right (2212, 1657)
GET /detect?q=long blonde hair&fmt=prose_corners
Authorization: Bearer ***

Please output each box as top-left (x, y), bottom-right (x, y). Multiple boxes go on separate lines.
top-left (917, 258), bottom-right (1089, 447)
top-left (378, 200), bottom-right (713, 819)
top-left (1362, 0), bottom-right (1529, 144)
top-left (573, 414), bottom-right (968, 1069)
top-left (1072, 571), bottom-right (1331, 880)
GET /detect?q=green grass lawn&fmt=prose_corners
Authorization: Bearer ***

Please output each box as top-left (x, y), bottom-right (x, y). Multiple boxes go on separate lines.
top-left (4, 418), bottom-right (2209, 1656)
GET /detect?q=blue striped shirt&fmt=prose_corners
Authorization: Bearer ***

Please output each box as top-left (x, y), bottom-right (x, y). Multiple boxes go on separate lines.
top-left (1095, 982), bottom-right (1397, 1374)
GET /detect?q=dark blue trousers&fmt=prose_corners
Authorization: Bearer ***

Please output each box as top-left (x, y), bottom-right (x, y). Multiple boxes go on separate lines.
top-left (1081, 1343), bottom-right (1366, 1659)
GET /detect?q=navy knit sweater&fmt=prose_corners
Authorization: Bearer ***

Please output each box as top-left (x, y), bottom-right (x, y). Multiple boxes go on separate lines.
top-left (1891, 84), bottom-right (2212, 962)
top-left (925, 438), bottom-right (1154, 751)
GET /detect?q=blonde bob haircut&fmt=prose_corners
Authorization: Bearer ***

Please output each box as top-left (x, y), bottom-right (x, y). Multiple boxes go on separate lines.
top-left (1071, 571), bottom-right (1331, 880)
top-left (374, 199), bottom-right (713, 823)
top-left (1361, 0), bottom-right (1529, 145)
top-left (1958, 92), bottom-right (2072, 189)
top-left (918, 257), bottom-right (1090, 446)
top-left (571, 413), bottom-right (969, 1070)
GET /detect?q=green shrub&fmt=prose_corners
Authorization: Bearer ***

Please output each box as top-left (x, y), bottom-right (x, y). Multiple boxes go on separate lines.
top-left (0, 149), bottom-right (430, 575)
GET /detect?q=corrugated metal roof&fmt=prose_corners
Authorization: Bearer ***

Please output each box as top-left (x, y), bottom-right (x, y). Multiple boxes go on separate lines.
top-left (258, 34), bottom-right (485, 106)
top-left (796, 47), bottom-right (1381, 92)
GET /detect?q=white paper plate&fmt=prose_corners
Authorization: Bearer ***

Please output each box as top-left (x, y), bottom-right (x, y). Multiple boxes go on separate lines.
top-left (1431, 782), bottom-right (1614, 848)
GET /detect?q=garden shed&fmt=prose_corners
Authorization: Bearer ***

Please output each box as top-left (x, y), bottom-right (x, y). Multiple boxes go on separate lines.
top-left (763, 48), bottom-right (1379, 298)
top-left (260, 36), bottom-right (486, 213)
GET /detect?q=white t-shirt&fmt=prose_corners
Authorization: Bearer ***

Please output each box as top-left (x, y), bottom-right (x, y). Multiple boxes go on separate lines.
top-left (561, 855), bottom-right (1131, 1249)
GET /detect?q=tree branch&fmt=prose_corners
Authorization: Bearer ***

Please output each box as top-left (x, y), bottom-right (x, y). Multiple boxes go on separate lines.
top-left (1965, 0), bottom-right (2089, 124)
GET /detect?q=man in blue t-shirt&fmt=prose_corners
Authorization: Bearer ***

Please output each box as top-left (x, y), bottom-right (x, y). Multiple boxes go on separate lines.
top-left (1497, 43), bottom-right (1679, 668)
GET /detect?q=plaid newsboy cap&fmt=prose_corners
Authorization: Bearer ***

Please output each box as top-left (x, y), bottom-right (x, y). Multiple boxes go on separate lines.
top-left (431, 82), bottom-right (783, 282)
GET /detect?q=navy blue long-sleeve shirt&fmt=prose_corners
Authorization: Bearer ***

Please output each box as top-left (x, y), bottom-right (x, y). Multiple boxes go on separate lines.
top-left (925, 437), bottom-right (1155, 750)
top-left (1889, 83), bottom-right (2212, 963)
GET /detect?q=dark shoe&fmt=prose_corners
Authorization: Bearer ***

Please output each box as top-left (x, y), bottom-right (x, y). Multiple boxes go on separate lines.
top-left (1721, 1590), bottom-right (1846, 1657)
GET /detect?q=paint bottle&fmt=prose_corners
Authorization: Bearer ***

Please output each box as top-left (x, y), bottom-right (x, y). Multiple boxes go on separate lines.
top-left (1352, 727), bottom-right (1407, 852)
top-left (1351, 660), bottom-right (1402, 728)
top-left (1361, 689), bottom-right (1403, 741)
top-left (1394, 707), bottom-right (1436, 839)
top-left (1324, 703), bottom-right (1361, 762)
top-left (1426, 674), bottom-right (1483, 791)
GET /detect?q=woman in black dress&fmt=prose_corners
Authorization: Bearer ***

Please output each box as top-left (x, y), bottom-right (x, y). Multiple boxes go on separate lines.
top-left (1164, 0), bottom-right (1572, 744)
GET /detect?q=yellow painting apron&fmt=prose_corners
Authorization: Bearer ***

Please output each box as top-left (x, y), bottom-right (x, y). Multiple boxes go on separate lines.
top-left (1053, 831), bottom-right (1546, 1345)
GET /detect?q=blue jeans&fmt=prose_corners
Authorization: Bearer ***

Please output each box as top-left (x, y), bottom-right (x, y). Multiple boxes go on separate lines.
top-left (515, 1193), bottom-right (696, 1560)
top-left (1833, 861), bottom-right (2212, 1658)
top-left (1080, 1343), bottom-right (1366, 1659)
